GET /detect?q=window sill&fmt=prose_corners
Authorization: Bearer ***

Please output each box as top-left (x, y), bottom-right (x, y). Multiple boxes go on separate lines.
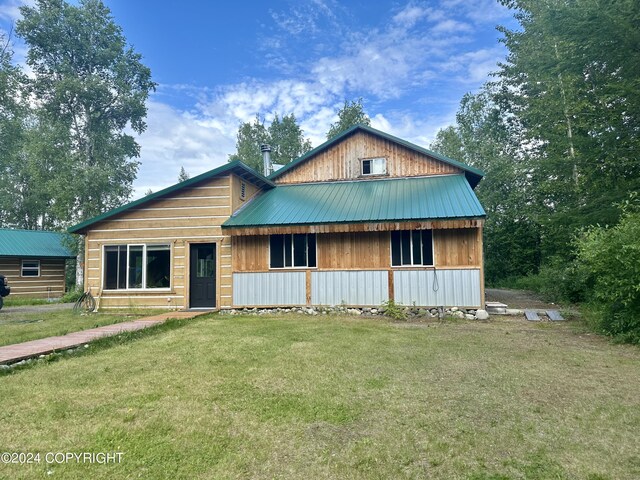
top-left (268, 267), bottom-right (317, 271)
top-left (102, 288), bottom-right (173, 293)
top-left (391, 265), bottom-right (435, 269)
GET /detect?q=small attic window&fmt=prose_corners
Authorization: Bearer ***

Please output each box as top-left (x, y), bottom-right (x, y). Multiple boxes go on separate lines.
top-left (240, 182), bottom-right (246, 201)
top-left (362, 157), bottom-right (387, 176)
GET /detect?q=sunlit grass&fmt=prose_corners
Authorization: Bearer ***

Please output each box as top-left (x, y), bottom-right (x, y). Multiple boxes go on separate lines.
top-left (0, 314), bottom-right (638, 479)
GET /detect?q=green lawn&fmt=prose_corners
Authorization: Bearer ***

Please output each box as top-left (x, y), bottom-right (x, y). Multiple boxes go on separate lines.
top-left (0, 314), bottom-right (638, 479)
top-left (0, 308), bottom-right (163, 346)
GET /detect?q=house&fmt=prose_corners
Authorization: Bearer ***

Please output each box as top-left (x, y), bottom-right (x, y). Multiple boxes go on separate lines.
top-left (0, 228), bottom-right (75, 299)
top-left (68, 125), bottom-right (486, 310)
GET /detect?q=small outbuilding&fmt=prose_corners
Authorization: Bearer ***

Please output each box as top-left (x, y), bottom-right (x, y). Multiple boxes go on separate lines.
top-left (0, 229), bottom-right (75, 299)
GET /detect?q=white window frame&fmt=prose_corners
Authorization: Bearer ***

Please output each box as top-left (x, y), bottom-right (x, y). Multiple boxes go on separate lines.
top-left (390, 230), bottom-right (435, 267)
top-left (268, 233), bottom-right (318, 270)
top-left (102, 244), bottom-right (172, 291)
top-left (21, 259), bottom-right (41, 277)
top-left (361, 157), bottom-right (387, 176)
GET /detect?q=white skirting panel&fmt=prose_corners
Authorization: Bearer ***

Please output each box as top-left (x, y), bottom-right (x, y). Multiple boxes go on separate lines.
top-left (311, 271), bottom-right (389, 306)
top-left (233, 272), bottom-right (306, 306)
top-left (394, 269), bottom-right (481, 307)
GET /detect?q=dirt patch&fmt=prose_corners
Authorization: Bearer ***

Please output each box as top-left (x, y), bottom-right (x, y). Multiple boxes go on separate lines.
top-left (486, 288), bottom-right (562, 310)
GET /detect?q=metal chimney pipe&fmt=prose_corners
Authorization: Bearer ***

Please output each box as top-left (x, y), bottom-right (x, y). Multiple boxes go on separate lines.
top-left (261, 144), bottom-right (272, 176)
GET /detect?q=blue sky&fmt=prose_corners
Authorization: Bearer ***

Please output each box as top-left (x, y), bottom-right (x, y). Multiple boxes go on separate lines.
top-left (0, 0), bottom-right (517, 198)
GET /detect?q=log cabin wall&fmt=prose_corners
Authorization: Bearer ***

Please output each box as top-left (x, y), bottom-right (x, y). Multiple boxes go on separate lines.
top-left (275, 130), bottom-right (461, 184)
top-left (84, 173), bottom-right (261, 310)
top-left (0, 257), bottom-right (66, 298)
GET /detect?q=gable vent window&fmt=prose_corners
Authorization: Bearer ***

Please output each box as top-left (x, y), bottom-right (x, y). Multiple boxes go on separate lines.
top-left (362, 157), bottom-right (387, 176)
top-left (391, 230), bottom-right (434, 266)
top-left (240, 181), bottom-right (246, 201)
top-left (270, 234), bottom-right (317, 268)
top-left (21, 259), bottom-right (40, 277)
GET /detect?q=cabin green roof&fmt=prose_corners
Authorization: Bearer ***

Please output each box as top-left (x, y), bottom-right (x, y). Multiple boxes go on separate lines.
top-left (268, 124), bottom-right (485, 188)
top-left (223, 174), bottom-right (485, 229)
top-left (0, 229), bottom-right (75, 258)
top-left (68, 161), bottom-right (274, 234)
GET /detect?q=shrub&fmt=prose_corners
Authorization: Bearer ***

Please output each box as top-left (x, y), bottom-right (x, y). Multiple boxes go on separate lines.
top-left (575, 205), bottom-right (640, 343)
top-left (380, 300), bottom-right (407, 321)
top-left (60, 288), bottom-right (83, 304)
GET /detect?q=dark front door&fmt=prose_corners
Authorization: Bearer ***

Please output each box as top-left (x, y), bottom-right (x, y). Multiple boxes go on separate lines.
top-left (190, 243), bottom-right (216, 308)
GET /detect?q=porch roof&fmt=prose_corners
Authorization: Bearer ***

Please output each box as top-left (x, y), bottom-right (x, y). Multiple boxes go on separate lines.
top-left (223, 174), bottom-right (485, 230)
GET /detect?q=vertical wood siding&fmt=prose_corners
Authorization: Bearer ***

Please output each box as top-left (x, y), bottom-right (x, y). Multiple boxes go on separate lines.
top-left (275, 131), bottom-right (460, 184)
top-left (232, 228), bottom-right (482, 271)
top-left (0, 257), bottom-right (66, 298)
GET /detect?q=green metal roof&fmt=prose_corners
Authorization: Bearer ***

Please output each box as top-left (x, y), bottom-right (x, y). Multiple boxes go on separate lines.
top-left (0, 229), bottom-right (75, 258)
top-left (68, 160), bottom-right (274, 234)
top-left (268, 124), bottom-right (485, 188)
top-left (223, 174), bottom-right (485, 229)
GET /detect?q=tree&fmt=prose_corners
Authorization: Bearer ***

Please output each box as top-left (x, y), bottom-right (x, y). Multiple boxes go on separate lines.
top-left (496, 0), bottom-right (640, 260)
top-left (430, 86), bottom-right (540, 283)
top-left (0, 32), bottom-right (29, 227)
top-left (178, 166), bottom-right (190, 182)
top-left (16, 0), bottom-right (156, 226)
top-left (326, 98), bottom-right (371, 139)
top-left (229, 113), bottom-right (312, 173)
top-left (269, 113), bottom-right (312, 165)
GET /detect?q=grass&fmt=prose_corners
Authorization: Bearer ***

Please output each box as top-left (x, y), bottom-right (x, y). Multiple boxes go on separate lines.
top-left (0, 314), bottom-right (639, 479)
top-left (0, 308), bottom-right (165, 346)
top-left (2, 297), bottom-right (54, 307)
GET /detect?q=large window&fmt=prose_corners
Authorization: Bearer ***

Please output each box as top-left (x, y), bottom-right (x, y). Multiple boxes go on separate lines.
top-left (21, 260), bottom-right (40, 277)
top-left (391, 230), bottom-right (433, 266)
top-left (270, 234), bottom-right (316, 268)
top-left (104, 244), bottom-right (170, 290)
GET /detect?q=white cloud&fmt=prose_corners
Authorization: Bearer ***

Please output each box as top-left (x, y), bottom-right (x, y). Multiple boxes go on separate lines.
top-left (0, 0), bottom-right (29, 23)
top-left (124, 0), bottom-right (511, 197)
top-left (132, 99), bottom-right (236, 198)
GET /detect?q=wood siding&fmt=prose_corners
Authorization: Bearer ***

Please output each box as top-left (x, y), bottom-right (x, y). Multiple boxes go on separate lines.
top-left (84, 174), bottom-right (254, 310)
top-left (318, 232), bottom-right (389, 269)
top-left (275, 130), bottom-right (460, 184)
top-left (231, 173), bottom-right (262, 212)
top-left (433, 229), bottom-right (481, 267)
top-left (0, 257), bottom-right (66, 298)
top-left (232, 228), bottom-right (481, 272)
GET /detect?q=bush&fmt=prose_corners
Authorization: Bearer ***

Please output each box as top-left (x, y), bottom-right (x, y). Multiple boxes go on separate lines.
top-left (60, 288), bottom-right (83, 304)
top-left (381, 300), bottom-right (407, 321)
top-left (575, 206), bottom-right (640, 343)
top-left (492, 259), bottom-right (589, 304)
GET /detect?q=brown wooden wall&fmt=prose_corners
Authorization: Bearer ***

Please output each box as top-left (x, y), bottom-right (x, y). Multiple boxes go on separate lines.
top-left (83, 173), bottom-right (261, 310)
top-left (232, 228), bottom-right (482, 272)
top-left (433, 229), bottom-right (481, 267)
top-left (275, 130), bottom-right (460, 184)
top-left (0, 257), bottom-right (66, 298)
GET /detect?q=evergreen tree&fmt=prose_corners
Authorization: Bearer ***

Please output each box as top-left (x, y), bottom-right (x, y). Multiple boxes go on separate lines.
top-left (178, 166), bottom-right (190, 182)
